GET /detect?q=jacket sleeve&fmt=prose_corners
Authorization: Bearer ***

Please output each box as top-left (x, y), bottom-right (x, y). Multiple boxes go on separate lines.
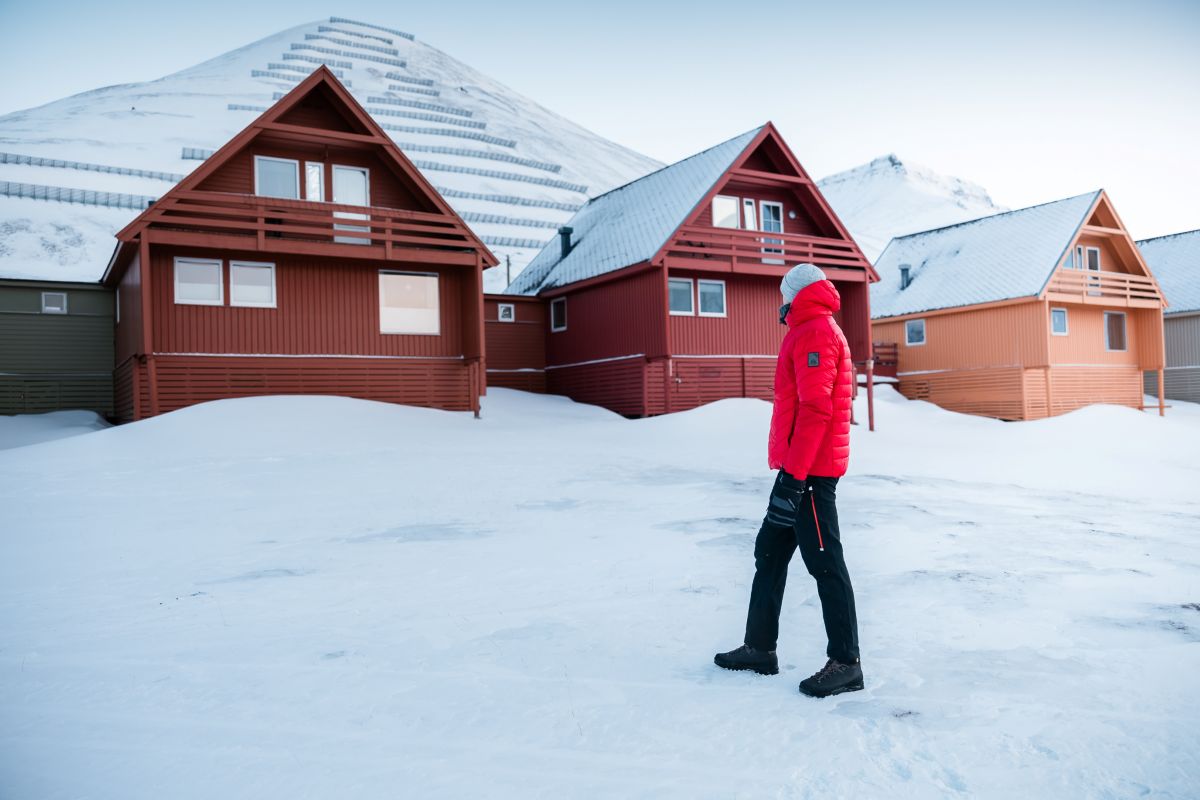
top-left (767, 334), bottom-right (796, 470)
top-left (783, 323), bottom-right (837, 478)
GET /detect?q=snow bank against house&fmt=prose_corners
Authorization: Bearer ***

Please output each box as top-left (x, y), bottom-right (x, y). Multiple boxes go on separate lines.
top-left (1, 389), bottom-right (1197, 799)
top-left (0, 409), bottom-right (109, 451)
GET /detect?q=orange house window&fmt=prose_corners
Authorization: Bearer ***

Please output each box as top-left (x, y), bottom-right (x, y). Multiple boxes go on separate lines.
top-left (1104, 312), bottom-right (1126, 351)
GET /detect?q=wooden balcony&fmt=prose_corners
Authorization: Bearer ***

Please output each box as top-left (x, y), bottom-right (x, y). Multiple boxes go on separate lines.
top-left (1044, 269), bottom-right (1163, 308)
top-left (663, 225), bottom-right (873, 281)
top-left (127, 190), bottom-right (484, 266)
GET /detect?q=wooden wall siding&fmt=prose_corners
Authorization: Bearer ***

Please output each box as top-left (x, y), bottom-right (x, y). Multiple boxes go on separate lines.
top-left (150, 248), bottom-right (466, 357)
top-left (546, 269), bottom-right (665, 366)
top-left (1146, 366), bottom-right (1200, 403)
top-left (483, 297), bottom-right (546, 371)
top-left (546, 357), bottom-right (650, 417)
top-left (116, 252), bottom-right (143, 364)
top-left (195, 147), bottom-right (425, 211)
top-left (1072, 232), bottom-right (1140, 275)
top-left (140, 355), bottom-right (472, 417)
top-left (669, 357), bottom-right (775, 412)
top-left (667, 272), bottom-right (785, 356)
top-left (0, 375), bottom-right (114, 415)
top-left (113, 359), bottom-right (136, 423)
top-left (875, 301), bottom-right (1047, 374)
top-left (486, 370), bottom-right (546, 393)
top-left (897, 367), bottom-right (1027, 420)
top-left (1163, 314), bottom-right (1200, 368)
top-left (276, 88), bottom-right (362, 133)
top-left (1047, 304), bottom-right (1142, 366)
top-left (837, 281), bottom-right (872, 362)
top-left (1047, 366), bottom-right (1142, 415)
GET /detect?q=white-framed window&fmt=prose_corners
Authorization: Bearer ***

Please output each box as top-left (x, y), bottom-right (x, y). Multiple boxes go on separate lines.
top-left (550, 297), bottom-right (567, 332)
top-left (1085, 247), bottom-right (1101, 271)
top-left (668, 277), bottom-right (694, 315)
top-left (254, 156), bottom-right (300, 199)
top-left (742, 198), bottom-right (757, 231)
top-left (305, 161), bottom-right (325, 201)
top-left (760, 200), bottom-right (784, 262)
top-left (1074, 245), bottom-right (1084, 269)
top-left (379, 271), bottom-right (439, 335)
top-left (712, 195), bottom-right (739, 229)
top-left (41, 291), bottom-right (67, 314)
top-left (115, 286), bottom-right (120, 324)
top-left (1104, 311), bottom-right (1127, 351)
top-left (333, 164), bottom-right (371, 244)
top-left (1050, 307), bottom-right (1069, 336)
top-left (905, 318), bottom-right (926, 346)
top-left (230, 261), bottom-right (277, 308)
top-left (497, 302), bottom-right (515, 322)
top-left (174, 257), bottom-right (224, 306)
top-left (698, 279), bottom-right (727, 317)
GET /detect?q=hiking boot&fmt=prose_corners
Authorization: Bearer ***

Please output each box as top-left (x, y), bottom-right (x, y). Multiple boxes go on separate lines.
top-left (799, 658), bottom-right (863, 697)
top-left (714, 644), bottom-right (778, 675)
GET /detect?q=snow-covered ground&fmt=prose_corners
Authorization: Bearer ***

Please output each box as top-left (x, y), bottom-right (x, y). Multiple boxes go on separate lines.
top-left (1, 389), bottom-right (1197, 799)
top-left (0, 410), bottom-right (109, 450)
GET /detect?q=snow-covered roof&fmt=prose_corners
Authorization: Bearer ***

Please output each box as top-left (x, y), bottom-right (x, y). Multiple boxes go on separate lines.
top-left (506, 127), bottom-right (763, 294)
top-left (1137, 230), bottom-right (1200, 316)
top-left (871, 191), bottom-right (1100, 319)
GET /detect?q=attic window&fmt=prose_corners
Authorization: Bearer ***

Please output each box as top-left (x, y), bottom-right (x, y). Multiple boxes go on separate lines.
top-left (41, 292), bottom-right (67, 314)
top-left (713, 195), bottom-right (739, 229)
top-left (255, 156), bottom-right (300, 199)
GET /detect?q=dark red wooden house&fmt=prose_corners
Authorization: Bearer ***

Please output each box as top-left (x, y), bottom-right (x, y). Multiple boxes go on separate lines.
top-left (489, 123), bottom-right (877, 417)
top-left (103, 68), bottom-right (496, 422)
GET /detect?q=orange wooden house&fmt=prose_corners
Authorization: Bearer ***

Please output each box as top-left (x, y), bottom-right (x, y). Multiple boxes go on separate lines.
top-left (101, 68), bottom-right (496, 421)
top-left (871, 190), bottom-right (1167, 420)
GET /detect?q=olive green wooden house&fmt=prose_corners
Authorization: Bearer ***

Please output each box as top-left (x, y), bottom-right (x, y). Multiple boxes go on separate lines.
top-left (0, 279), bottom-right (115, 416)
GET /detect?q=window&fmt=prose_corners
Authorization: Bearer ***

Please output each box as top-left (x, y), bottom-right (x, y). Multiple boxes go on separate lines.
top-left (712, 195), bottom-right (739, 229)
top-left (254, 156), bottom-right (300, 199)
top-left (1074, 245), bottom-right (1084, 269)
top-left (379, 272), bottom-right (439, 334)
top-left (305, 162), bottom-right (325, 201)
top-left (230, 261), bottom-right (276, 308)
top-left (333, 165), bottom-right (371, 244)
top-left (497, 302), bottom-right (515, 322)
top-left (668, 278), bottom-right (694, 315)
top-left (698, 279), bottom-right (727, 317)
top-left (1050, 307), bottom-right (1069, 335)
top-left (174, 257), bottom-right (223, 306)
top-left (1085, 247), bottom-right (1101, 271)
top-left (550, 297), bottom-right (567, 332)
top-left (115, 286), bottom-right (120, 324)
top-left (761, 201), bottom-right (784, 263)
top-left (741, 198), bottom-right (757, 231)
top-left (1105, 311), bottom-right (1126, 351)
top-left (41, 292), bottom-right (67, 314)
top-left (905, 318), bottom-right (926, 346)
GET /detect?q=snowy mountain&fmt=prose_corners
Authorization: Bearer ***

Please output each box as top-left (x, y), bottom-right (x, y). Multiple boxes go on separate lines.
top-left (0, 17), bottom-right (662, 290)
top-left (818, 154), bottom-right (1006, 262)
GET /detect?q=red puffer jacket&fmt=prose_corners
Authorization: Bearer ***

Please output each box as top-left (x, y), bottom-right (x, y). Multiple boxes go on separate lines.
top-left (768, 279), bottom-right (853, 478)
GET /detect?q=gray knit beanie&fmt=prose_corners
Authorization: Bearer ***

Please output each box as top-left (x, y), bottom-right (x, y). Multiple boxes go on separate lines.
top-left (780, 263), bottom-right (826, 303)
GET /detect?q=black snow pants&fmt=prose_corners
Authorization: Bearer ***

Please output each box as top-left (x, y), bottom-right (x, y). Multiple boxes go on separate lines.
top-left (744, 469), bottom-right (860, 664)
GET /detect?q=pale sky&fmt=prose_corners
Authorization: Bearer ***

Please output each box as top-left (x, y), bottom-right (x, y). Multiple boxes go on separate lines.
top-left (1, 0), bottom-right (1197, 238)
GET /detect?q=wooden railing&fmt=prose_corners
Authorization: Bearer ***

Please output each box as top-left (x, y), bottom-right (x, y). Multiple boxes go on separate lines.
top-left (1045, 269), bottom-right (1162, 304)
top-left (666, 225), bottom-right (871, 272)
top-left (136, 190), bottom-right (480, 259)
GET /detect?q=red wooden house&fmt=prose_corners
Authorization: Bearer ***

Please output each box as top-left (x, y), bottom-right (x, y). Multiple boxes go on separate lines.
top-left (488, 123), bottom-right (877, 416)
top-left (102, 68), bottom-right (496, 421)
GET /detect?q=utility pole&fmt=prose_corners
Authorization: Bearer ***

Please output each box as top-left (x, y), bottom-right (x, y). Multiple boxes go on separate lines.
top-left (505, 254), bottom-right (511, 286)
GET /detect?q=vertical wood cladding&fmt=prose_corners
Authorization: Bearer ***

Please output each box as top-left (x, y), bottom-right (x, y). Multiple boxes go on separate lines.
top-left (546, 357), bottom-right (650, 416)
top-left (483, 295), bottom-right (546, 392)
top-left (875, 301), bottom-right (1048, 375)
top-left (1163, 314), bottom-right (1200, 369)
top-left (545, 268), bottom-right (666, 366)
top-left (150, 248), bottom-right (466, 357)
top-left (115, 253), bottom-right (143, 364)
top-left (140, 355), bottom-right (472, 417)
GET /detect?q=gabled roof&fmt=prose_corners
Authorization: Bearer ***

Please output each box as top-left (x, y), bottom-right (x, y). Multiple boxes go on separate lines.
top-left (507, 126), bottom-right (764, 294)
top-left (871, 191), bottom-right (1101, 319)
top-left (104, 67), bottom-right (495, 283)
top-left (1137, 229), bottom-right (1200, 316)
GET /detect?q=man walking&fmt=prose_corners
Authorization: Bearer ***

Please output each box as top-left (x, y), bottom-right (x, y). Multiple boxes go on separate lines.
top-left (714, 263), bottom-right (862, 698)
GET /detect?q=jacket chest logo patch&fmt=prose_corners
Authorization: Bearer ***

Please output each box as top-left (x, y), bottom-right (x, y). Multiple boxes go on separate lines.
top-left (807, 352), bottom-right (820, 367)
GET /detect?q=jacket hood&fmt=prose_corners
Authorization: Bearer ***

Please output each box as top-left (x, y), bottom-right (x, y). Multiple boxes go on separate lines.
top-left (785, 279), bottom-right (841, 327)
